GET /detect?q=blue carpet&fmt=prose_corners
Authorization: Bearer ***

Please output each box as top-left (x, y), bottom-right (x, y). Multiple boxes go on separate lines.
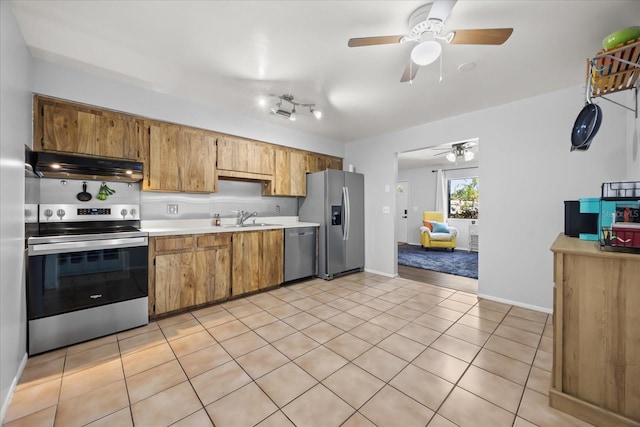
top-left (397, 244), bottom-right (478, 279)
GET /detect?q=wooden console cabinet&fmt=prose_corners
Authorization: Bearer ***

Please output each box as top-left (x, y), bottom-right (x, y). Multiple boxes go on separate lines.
top-left (550, 234), bottom-right (640, 427)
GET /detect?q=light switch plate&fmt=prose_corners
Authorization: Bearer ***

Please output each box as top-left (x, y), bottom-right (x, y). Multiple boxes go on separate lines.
top-left (382, 206), bottom-right (390, 214)
top-left (167, 204), bottom-right (178, 215)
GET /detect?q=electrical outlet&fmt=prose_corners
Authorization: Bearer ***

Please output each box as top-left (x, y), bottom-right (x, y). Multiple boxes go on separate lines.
top-left (167, 204), bottom-right (178, 215)
top-left (275, 205), bottom-right (280, 213)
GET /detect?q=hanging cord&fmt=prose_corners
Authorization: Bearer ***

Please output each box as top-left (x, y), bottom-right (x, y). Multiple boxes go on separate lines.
top-left (409, 60), bottom-right (413, 86)
top-left (439, 48), bottom-right (443, 82)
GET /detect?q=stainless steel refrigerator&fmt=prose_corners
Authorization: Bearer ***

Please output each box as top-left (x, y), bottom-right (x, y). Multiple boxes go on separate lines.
top-left (299, 169), bottom-right (364, 280)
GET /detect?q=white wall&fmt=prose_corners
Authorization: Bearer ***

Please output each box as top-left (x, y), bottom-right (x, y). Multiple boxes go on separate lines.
top-left (30, 59), bottom-right (344, 158)
top-left (0, 2), bottom-right (32, 421)
top-left (346, 85), bottom-right (628, 311)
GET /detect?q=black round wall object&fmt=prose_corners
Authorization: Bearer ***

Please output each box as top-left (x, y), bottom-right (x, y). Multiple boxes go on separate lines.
top-left (571, 103), bottom-right (602, 151)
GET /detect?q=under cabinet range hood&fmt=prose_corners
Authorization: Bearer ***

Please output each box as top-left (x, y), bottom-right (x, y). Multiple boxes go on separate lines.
top-left (30, 152), bottom-right (143, 182)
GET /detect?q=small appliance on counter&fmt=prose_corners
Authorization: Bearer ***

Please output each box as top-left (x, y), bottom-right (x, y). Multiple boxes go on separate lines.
top-left (564, 200), bottom-right (598, 239)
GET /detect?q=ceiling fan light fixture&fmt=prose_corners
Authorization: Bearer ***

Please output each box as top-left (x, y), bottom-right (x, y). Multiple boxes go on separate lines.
top-left (446, 151), bottom-right (456, 162)
top-left (411, 40), bottom-right (442, 66)
top-left (464, 150), bottom-right (475, 161)
top-left (289, 106), bottom-right (296, 121)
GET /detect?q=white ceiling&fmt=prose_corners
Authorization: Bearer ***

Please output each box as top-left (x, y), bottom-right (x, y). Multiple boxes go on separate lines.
top-left (10, 0), bottom-right (640, 143)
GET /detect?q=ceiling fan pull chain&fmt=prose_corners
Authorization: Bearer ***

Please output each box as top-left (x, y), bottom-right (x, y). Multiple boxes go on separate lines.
top-left (410, 60), bottom-right (413, 86)
top-left (439, 49), bottom-right (443, 82)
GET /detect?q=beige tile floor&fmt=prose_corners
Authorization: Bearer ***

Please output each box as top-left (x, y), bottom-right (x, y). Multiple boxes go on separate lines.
top-left (4, 272), bottom-right (595, 427)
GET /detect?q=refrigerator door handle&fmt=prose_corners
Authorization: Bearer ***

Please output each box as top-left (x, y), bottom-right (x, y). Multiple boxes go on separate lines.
top-left (343, 186), bottom-right (351, 241)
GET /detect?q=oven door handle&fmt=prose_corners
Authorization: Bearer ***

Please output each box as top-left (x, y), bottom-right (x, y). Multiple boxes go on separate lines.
top-left (29, 237), bottom-right (148, 256)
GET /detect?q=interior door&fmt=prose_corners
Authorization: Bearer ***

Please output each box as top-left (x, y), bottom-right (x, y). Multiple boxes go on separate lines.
top-left (396, 181), bottom-right (409, 243)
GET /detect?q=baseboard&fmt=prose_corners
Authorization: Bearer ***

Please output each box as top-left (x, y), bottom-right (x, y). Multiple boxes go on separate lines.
top-left (477, 293), bottom-right (552, 314)
top-left (1, 352), bottom-right (28, 423)
top-left (364, 268), bottom-right (397, 278)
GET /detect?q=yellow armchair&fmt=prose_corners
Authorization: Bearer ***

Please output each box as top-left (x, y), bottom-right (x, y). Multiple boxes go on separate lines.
top-left (420, 211), bottom-right (458, 251)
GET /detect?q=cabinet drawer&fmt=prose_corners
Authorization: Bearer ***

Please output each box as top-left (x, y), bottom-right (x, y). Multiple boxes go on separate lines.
top-left (197, 233), bottom-right (232, 249)
top-left (154, 236), bottom-right (194, 253)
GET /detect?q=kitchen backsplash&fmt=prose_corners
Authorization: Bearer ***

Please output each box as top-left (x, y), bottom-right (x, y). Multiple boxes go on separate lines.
top-left (37, 178), bottom-right (297, 220)
top-left (140, 180), bottom-right (297, 220)
top-left (39, 178), bottom-right (141, 205)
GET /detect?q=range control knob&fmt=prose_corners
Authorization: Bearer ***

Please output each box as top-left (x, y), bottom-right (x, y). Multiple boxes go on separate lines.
top-left (44, 209), bottom-right (53, 219)
top-left (56, 209), bottom-right (66, 220)
top-left (130, 208), bottom-right (137, 218)
top-left (120, 209), bottom-right (128, 218)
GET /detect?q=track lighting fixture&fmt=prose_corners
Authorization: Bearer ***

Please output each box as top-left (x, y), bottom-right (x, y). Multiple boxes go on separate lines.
top-left (261, 94), bottom-right (322, 121)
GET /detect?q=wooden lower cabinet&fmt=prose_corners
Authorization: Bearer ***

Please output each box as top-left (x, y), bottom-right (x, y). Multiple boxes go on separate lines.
top-left (195, 234), bottom-right (231, 304)
top-left (550, 234), bottom-right (640, 427)
top-left (150, 233), bottom-right (231, 317)
top-left (150, 230), bottom-right (282, 317)
top-left (232, 230), bottom-right (283, 296)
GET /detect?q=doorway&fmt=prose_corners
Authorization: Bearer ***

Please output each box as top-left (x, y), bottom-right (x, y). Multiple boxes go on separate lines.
top-left (395, 181), bottom-right (409, 244)
top-left (396, 141), bottom-right (480, 293)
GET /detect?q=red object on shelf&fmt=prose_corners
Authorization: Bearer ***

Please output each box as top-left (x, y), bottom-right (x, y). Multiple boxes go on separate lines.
top-left (612, 224), bottom-right (640, 247)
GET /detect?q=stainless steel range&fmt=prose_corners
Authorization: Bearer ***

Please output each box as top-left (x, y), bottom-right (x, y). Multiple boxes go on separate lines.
top-left (27, 203), bottom-right (148, 355)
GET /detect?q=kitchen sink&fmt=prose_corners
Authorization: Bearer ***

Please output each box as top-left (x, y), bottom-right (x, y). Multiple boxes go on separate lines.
top-left (221, 223), bottom-right (281, 228)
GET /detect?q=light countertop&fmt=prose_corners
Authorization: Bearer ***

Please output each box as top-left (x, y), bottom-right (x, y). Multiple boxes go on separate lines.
top-left (140, 216), bottom-right (319, 237)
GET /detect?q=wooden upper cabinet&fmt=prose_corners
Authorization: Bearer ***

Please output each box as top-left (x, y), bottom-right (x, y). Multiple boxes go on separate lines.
top-left (147, 122), bottom-right (217, 193)
top-left (36, 96), bottom-right (147, 165)
top-left (179, 129), bottom-right (217, 193)
top-left (41, 104), bottom-right (97, 154)
top-left (264, 147), bottom-right (306, 197)
top-left (148, 122), bottom-right (181, 191)
top-left (217, 135), bottom-right (274, 179)
top-left (306, 153), bottom-right (344, 174)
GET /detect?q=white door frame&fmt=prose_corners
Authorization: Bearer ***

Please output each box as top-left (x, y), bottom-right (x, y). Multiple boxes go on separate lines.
top-left (396, 180), bottom-right (409, 243)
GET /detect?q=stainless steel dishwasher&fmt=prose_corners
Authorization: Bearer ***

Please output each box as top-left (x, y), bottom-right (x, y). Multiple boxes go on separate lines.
top-left (284, 227), bottom-right (317, 282)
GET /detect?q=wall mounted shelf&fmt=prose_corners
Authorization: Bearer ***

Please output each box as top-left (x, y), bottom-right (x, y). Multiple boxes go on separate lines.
top-left (586, 39), bottom-right (640, 117)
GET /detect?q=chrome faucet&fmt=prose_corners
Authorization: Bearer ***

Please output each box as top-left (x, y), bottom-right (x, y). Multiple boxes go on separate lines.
top-left (237, 210), bottom-right (258, 225)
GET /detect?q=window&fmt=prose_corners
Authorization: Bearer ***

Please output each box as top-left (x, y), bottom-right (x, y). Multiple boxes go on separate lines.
top-left (448, 177), bottom-right (479, 219)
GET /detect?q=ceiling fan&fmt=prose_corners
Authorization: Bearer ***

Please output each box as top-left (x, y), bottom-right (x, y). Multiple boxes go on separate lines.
top-left (432, 141), bottom-right (477, 162)
top-left (347, 0), bottom-right (513, 82)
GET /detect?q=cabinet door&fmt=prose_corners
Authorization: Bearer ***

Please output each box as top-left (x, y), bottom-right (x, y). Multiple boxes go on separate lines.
top-left (42, 104), bottom-right (96, 154)
top-left (218, 135), bottom-right (274, 175)
top-left (231, 232), bottom-right (261, 296)
top-left (180, 130), bottom-right (217, 193)
top-left (195, 246), bottom-right (231, 304)
top-left (326, 156), bottom-right (343, 171)
top-left (155, 251), bottom-right (195, 315)
top-left (261, 229), bottom-right (283, 288)
top-left (250, 141), bottom-right (274, 175)
top-left (273, 148), bottom-right (291, 195)
top-left (94, 114), bottom-right (126, 158)
top-left (148, 123), bottom-right (181, 191)
top-left (123, 118), bottom-right (144, 160)
top-left (266, 148), bottom-right (306, 196)
top-left (289, 150), bottom-right (307, 196)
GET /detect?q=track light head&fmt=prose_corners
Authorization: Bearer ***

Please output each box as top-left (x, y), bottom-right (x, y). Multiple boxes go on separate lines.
top-left (261, 94), bottom-right (321, 122)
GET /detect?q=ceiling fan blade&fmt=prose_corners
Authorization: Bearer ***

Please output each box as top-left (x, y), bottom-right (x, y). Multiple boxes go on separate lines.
top-left (449, 28), bottom-right (513, 45)
top-left (348, 35), bottom-right (404, 47)
top-left (400, 61), bottom-right (419, 83)
top-left (433, 151), bottom-right (450, 156)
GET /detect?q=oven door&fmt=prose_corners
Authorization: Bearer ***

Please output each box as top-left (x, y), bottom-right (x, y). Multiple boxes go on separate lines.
top-left (27, 236), bottom-right (148, 320)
